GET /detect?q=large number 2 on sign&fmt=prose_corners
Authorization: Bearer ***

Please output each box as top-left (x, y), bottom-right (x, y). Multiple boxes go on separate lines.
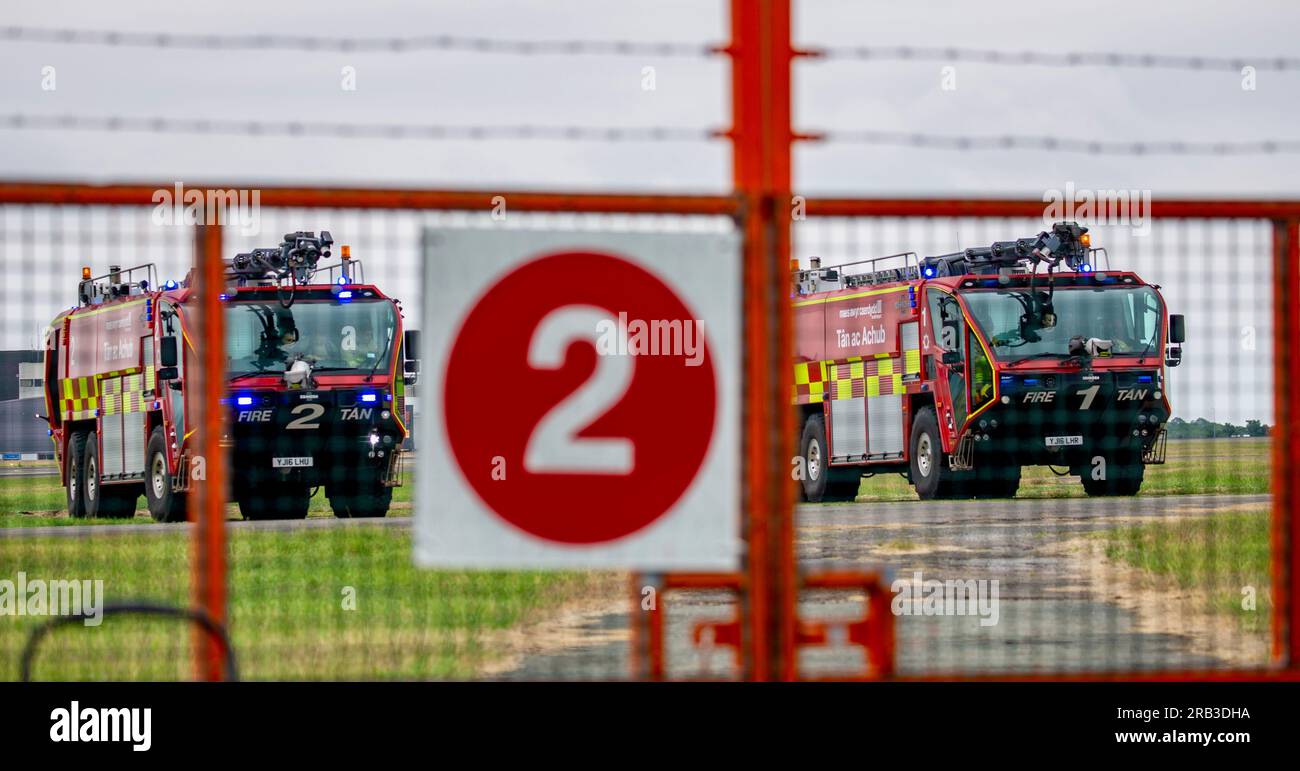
top-left (524, 305), bottom-right (635, 475)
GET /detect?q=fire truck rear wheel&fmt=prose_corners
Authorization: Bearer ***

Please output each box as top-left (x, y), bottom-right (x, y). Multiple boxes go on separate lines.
top-left (67, 430), bottom-right (89, 518)
top-left (799, 413), bottom-right (859, 502)
top-left (145, 428), bottom-right (187, 522)
top-left (909, 406), bottom-right (960, 500)
top-left (83, 433), bottom-right (140, 518)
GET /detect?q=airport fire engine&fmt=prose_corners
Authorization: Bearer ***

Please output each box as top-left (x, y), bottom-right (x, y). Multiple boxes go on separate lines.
top-left (42, 231), bottom-right (417, 521)
top-left (791, 222), bottom-right (1185, 501)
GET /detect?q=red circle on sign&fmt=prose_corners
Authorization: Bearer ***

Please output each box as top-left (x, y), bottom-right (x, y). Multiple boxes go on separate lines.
top-left (443, 250), bottom-right (717, 544)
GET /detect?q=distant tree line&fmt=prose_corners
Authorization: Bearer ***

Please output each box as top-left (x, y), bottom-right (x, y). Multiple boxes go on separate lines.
top-left (1166, 416), bottom-right (1270, 439)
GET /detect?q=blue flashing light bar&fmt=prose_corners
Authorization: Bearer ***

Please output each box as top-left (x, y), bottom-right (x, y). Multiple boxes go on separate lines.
top-left (236, 396), bottom-right (254, 407)
top-left (359, 393), bottom-right (379, 404)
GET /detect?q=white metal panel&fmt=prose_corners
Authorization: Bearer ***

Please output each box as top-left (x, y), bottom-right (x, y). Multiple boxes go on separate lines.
top-left (416, 227), bottom-right (741, 570)
top-left (123, 412), bottom-right (146, 475)
top-left (102, 414), bottom-right (124, 477)
top-left (868, 394), bottom-right (905, 456)
top-left (829, 396), bottom-right (867, 458)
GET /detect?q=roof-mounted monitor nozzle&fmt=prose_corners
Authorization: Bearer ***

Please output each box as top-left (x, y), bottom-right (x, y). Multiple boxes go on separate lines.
top-left (230, 230), bottom-right (334, 308)
top-left (920, 221), bottom-right (1092, 277)
top-left (231, 230), bottom-right (333, 285)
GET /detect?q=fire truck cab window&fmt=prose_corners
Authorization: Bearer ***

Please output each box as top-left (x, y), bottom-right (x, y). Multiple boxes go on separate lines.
top-left (969, 331), bottom-right (994, 409)
top-left (226, 299), bottom-right (397, 375)
top-left (962, 286), bottom-right (1162, 360)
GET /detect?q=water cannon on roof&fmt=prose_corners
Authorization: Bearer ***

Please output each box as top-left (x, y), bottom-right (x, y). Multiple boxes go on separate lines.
top-left (921, 221), bottom-right (1092, 279)
top-left (231, 231), bottom-right (333, 284)
top-left (229, 231), bottom-right (336, 307)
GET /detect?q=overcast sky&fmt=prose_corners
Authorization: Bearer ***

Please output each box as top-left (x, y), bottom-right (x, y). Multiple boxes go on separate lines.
top-left (1, 0), bottom-right (1293, 422)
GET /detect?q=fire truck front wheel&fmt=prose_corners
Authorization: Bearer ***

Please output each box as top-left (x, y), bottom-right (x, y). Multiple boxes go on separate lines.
top-left (66, 431), bottom-right (89, 518)
top-left (909, 406), bottom-right (960, 500)
top-left (235, 478), bottom-right (312, 521)
top-left (145, 428), bottom-right (187, 522)
top-left (328, 475), bottom-right (393, 518)
top-left (1079, 450), bottom-right (1145, 497)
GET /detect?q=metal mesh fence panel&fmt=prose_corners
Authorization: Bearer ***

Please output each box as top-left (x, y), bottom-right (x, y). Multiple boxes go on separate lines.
top-left (0, 202), bottom-right (1284, 680)
top-left (790, 215), bottom-right (1275, 675)
top-left (0, 203), bottom-right (734, 681)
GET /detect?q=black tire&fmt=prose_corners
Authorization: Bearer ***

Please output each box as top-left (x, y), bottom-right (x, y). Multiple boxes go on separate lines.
top-left (238, 481), bottom-right (312, 521)
top-left (798, 413), bottom-right (862, 503)
top-left (145, 427), bottom-right (187, 522)
top-left (82, 433), bottom-right (140, 518)
top-left (66, 431), bottom-right (89, 519)
top-left (972, 452), bottom-right (1021, 499)
top-left (1080, 450), bottom-right (1145, 497)
top-left (909, 406), bottom-right (964, 500)
top-left (328, 475), bottom-right (393, 518)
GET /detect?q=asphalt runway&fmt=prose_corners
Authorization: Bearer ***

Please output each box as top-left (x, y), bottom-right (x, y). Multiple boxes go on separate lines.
top-left (502, 493), bottom-right (1271, 679)
top-left (0, 465), bottom-right (57, 478)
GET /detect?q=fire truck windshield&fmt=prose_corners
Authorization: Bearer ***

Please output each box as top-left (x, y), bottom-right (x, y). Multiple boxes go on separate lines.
top-left (225, 298), bottom-right (398, 376)
top-left (961, 285), bottom-right (1162, 361)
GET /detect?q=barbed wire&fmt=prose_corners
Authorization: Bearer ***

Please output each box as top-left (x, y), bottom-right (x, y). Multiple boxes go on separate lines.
top-left (812, 45), bottom-right (1300, 72)
top-left (0, 114), bottom-right (716, 142)
top-left (821, 129), bottom-right (1300, 155)
top-left (4, 26), bottom-right (1297, 72)
top-left (0, 26), bottom-right (717, 57)
top-left (3, 114), bottom-right (1296, 155)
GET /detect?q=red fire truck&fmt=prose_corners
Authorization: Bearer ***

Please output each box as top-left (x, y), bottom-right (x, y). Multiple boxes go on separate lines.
top-left (792, 222), bottom-right (1185, 501)
top-left (42, 231), bottom-right (417, 521)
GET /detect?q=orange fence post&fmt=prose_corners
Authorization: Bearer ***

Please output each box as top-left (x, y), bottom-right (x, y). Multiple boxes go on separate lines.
top-left (1274, 219), bottom-right (1300, 668)
top-left (729, 0), bottom-right (797, 681)
top-left (191, 223), bottom-right (229, 681)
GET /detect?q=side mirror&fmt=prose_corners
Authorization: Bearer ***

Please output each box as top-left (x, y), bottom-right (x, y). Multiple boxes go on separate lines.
top-left (157, 366), bottom-right (179, 381)
top-left (1165, 346), bottom-right (1182, 368)
top-left (403, 359), bottom-right (420, 375)
top-left (404, 330), bottom-right (421, 361)
top-left (403, 374), bottom-right (419, 386)
top-left (941, 350), bottom-right (962, 366)
top-left (161, 337), bottom-right (178, 367)
top-left (1168, 314), bottom-right (1186, 344)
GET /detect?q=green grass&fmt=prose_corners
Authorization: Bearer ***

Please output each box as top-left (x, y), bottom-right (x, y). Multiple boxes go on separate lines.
top-left (0, 470), bottom-right (415, 525)
top-left (1101, 510), bottom-right (1272, 632)
top-left (1, 438), bottom-right (1268, 523)
top-left (0, 526), bottom-right (602, 680)
top-left (849, 437), bottom-right (1270, 502)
